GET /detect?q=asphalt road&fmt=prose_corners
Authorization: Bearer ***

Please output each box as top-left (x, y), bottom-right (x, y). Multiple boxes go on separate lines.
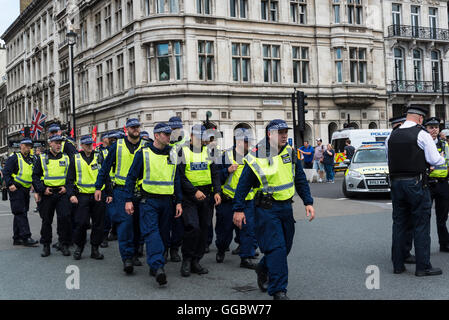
top-left (1, 182), bottom-right (449, 300)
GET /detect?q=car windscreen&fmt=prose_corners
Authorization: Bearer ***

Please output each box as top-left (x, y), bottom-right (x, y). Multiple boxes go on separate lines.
top-left (352, 148), bottom-right (387, 163)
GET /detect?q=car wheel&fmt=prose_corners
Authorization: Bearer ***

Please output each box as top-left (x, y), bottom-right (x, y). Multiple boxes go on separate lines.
top-left (342, 178), bottom-right (355, 198)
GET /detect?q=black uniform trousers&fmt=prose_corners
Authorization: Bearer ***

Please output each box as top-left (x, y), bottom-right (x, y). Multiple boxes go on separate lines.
top-left (181, 195), bottom-right (214, 261)
top-left (391, 177), bottom-right (432, 272)
top-left (39, 191), bottom-right (71, 246)
top-left (73, 193), bottom-right (106, 248)
top-left (9, 186), bottom-right (31, 241)
top-left (429, 180), bottom-right (449, 247)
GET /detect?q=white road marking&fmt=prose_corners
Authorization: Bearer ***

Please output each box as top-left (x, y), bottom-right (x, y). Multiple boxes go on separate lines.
top-left (336, 198), bottom-right (348, 201)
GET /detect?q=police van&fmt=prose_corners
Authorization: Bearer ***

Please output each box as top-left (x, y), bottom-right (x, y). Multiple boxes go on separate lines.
top-left (331, 129), bottom-right (392, 171)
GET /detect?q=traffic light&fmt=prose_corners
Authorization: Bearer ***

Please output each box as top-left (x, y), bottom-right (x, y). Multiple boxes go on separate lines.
top-left (296, 91), bottom-right (308, 132)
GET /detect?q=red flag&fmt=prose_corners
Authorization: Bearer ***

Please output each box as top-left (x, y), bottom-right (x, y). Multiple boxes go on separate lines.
top-left (123, 125), bottom-right (128, 136)
top-left (92, 125), bottom-right (98, 143)
top-left (70, 128), bottom-right (74, 138)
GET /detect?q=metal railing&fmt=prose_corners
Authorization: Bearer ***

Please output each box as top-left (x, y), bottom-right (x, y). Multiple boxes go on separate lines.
top-left (388, 25), bottom-right (449, 41)
top-left (390, 80), bottom-right (449, 93)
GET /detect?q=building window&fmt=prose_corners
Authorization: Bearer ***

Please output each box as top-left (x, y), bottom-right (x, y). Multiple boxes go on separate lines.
top-left (197, 0), bottom-right (211, 14)
top-left (97, 64), bottom-right (103, 100)
top-left (144, 0), bottom-right (151, 15)
top-left (429, 7), bottom-right (438, 39)
top-left (174, 41), bottom-right (182, 80)
top-left (115, 0), bottom-right (122, 31)
top-left (394, 48), bottom-right (404, 83)
top-left (230, 0), bottom-right (247, 18)
top-left (147, 41), bottom-right (183, 81)
top-left (157, 0), bottom-right (179, 13)
top-left (232, 43), bottom-right (250, 82)
top-left (105, 5), bottom-right (112, 38)
top-left (127, 0), bottom-right (134, 23)
top-left (263, 44), bottom-right (280, 83)
top-left (198, 41), bottom-right (214, 81)
top-left (411, 5), bottom-right (420, 37)
top-left (80, 20), bottom-right (88, 49)
top-left (432, 50), bottom-right (441, 90)
top-left (106, 59), bottom-right (113, 96)
top-left (347, 0), bottom-right (363, 25)
top-left (292, 46), bottom-right (309, 84)
top-left (413, 49), bottom-right (422, 83)
top-left (261, 0), bottom-right (278, 21)
top-left (436, 104), bottom-right (446, 120)
top-left (349, 47), bottom-right (366, 84)
top-left (156, 43), bottom-right (170, 81)
top-left (95, 11), bottom-right (102, 43)
top-left (129, 48), bottom-right (136, 87)
top-left (117, 54), bottom-right (124, 91)
top-left (335, 48), bottom-right (343, 83)
top-left (79, 70), bottom-right (89, 104)
top-left (333, 0), bottom-right (340, 23)
top-left (291, 0), bottom-right (306, 24)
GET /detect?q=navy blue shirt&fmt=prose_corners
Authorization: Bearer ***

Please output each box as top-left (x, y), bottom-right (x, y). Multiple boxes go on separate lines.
top-left (232, 141), bottom-right (314, 212)
top-left (124, 142), bottom-right (182, 204)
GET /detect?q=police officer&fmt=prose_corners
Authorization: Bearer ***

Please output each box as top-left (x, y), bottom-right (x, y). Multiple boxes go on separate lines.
top-left (140, 131), bottom-right (153, 143)
top-left (3, 138), bottom-right (38, 246)
top-left (166, 116), bottom-right (187, 262)
top-left (387, 105), bottom-right (445, 276)
top-left (424, 117), bottom-right (449, 252)
top-left (67, 135), bottom-right (113, 260)
top-left (389, 115), bottom-right (406, 130)
top-left (178, 124), bottom-right (222, 277)
top-left (32, 135), bottom-right (72, 257)
top-left (47, 124), bottom-right (78, 158)
top-left (125, 123), bottom-right (183, 285)
top-left (233, 119), bottom-right (315, 300)
top-left (216, 128), bottom-right (257, 269)
top-left (95, 119), bottom-right (147, 274)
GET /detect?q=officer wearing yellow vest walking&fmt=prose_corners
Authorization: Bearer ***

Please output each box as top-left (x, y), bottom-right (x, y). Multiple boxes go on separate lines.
top-left (32, 135), bottom-right (72, 257)
top-left (233, 119), bottom-right (315, 300)
top-left (95, 118), bottom-right (147, 274)
top-left (178, 124), bottom-right (222, 277)
top-left (216, 128), bottom-right (258, 269)
top-left (124, 123), bottom-right (183, 286)
top-left (67, 135), bottom-right (113, 260)
top-left (47, 124), bottom-right (78, 158)
top-left (2, 138), bottom-right (38, 247)
top-left (424, 117), bottom-right (449, 252)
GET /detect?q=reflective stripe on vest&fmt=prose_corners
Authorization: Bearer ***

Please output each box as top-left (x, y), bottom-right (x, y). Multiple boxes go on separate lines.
top-left (75, 153), bottom-right (104, 193)
top-left (40, 153), bottom-right (69, 186)
top-left (430, 141), bottom-right (449, 178)
top-left (245, 145), bottom-right (296, 201)
top-left (101, 148), bottom-right (115, 180)
top-left (141, 147), bottom-right (177, 194)
top-left (183, 146), bottom-right (212, 187)
top-left (115, 139), bottom-right (146, 185)
top-left (12, 153), bottom-right (33, 188)
top-left (222, 149), bottom-right (256, 200)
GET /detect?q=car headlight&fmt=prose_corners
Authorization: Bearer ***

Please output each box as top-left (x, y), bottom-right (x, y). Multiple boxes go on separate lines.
top-left (347, 170), bottom-right (362, 178)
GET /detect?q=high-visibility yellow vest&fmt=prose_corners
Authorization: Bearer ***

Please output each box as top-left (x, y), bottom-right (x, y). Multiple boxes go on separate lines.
top-left (245, 145), bottom-right (296, 201)
top-left (114, 139), bottom-right (146, 186)
top-left (222, 149), bottom-right (256, 201)
top-left (99, 147), bottom-right (115, 181)
top-left (141, 147), bottom-right (177, 195)
top-left (11, 152), bottom-right (33, 188)
top-left (74, 153), bottom-right (104, 194)
top-left (430, 140), bottom-right (449, 178)
top-left (183, 145), bottom-right (212, 187)
top-left (40, 153), bottom-right (70, 187)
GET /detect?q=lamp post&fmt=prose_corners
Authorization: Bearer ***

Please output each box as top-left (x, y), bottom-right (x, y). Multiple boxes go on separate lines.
top-left (67, 30), bottom-right (77, 140)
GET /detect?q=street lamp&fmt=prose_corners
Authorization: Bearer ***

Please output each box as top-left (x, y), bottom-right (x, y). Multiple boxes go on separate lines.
top-left (67, 30), bottom-right (77, 140)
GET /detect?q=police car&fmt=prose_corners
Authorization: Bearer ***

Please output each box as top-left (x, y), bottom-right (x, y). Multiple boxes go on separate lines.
top-left (342, 142), bottom-right (390, 198)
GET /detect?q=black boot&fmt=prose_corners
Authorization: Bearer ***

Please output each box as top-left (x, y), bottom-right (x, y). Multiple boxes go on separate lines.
top-left (191, 259), bottom-right (208, 274)
top-left (52, 242), bottom-right (61, 251)
top-left (155, 268), bottom-right (167, 286)
top-left (123, 259), bottom-right (134, 274)
top-left (273, 292), bottom-right (289, 300)
top-left (181, 259), bottom-right (191, 277)
top-left (41, 244), bottom-right (50, 257)
top-left (73, 245), bottom-right (83, 260)
top-left (255, 264), bottom-right (268, 292)
top-left (61, 245), bottom-right (71, 256)
top-left (22, 238), bottom-right (38, 247)
top-left (170, 248), bottom-right (181, 262)
top-left (240, 258), bottom-right (258, 270)
top-left (132, 255), bottom-right (143, 266)
top-left (91, 245), bottom-right (104, 260)
top-left (216, 250), bottom-right (225, 263)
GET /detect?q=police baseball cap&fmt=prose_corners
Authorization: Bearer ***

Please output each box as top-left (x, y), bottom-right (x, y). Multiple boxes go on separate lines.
top-left (425, 117), bottom-right (441, 126)
top-left (49, 135), bottom-right (64, 142)
top-left (108, 131), bottom-right (120, 139)
top-left (101, 132), bottom-right (110, 140)
top-left (48, 124), bottom-right (61, 133)
top-left (406, 105), bottom-right (429, 117)
top-left (140, 130), bottom-right (150, 137)
top-left (80, 135), bottom-right (94, 145)
top-left (267, 119), bottom-right (292, 131)
top-left (234, 128), bottom-right (254, 141)
top-left (169, 116), bottom-right (183, 129)
top-left (154, 123), bottom-right (172, 134)
top-left (126, 118), bottom-right (141, 128)
top-left (389, 115), bottom-right (406, 125)
top-left (20, 138), bottom-right (33, 145)
top-left (191, 124), bottom-right (206, 139)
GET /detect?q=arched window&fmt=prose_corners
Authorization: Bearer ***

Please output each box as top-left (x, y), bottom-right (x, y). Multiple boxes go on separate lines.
top-left (394, 48), bottom-right (404, 84)
top-left (369, 122), bottom-right (378, 129)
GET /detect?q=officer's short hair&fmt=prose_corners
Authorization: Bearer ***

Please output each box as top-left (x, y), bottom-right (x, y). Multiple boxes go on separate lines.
top-left (346, 139), bottom-right (351, 145)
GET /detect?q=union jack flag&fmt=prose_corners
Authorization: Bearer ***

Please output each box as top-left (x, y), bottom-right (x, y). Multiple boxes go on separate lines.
top-left (31, 109), bottom-right (47, 140)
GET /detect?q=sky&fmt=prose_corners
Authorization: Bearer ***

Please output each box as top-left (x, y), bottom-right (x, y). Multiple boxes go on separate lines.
top-left (0, 1), bottom-right (20, 42)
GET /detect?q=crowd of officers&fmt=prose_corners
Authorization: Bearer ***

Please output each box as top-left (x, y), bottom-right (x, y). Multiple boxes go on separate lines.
top-left (3, 116), bottom-right (315, 300)
top-left (388, 105), bottom-right (449, 277)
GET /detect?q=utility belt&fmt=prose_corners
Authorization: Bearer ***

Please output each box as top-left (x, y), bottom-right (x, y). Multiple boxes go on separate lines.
top-left (44, 186), bottom-right (65, 194)
top-left (254, 190), bottom-right (292, 210)
top-left (140, 189), bottom-right (174, 203)
top-left (390, 173), bottom-right (428, 188)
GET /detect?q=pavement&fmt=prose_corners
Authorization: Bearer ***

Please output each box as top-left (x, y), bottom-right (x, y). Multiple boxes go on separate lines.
top-left (1, 175), bottom-right (449, 300)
